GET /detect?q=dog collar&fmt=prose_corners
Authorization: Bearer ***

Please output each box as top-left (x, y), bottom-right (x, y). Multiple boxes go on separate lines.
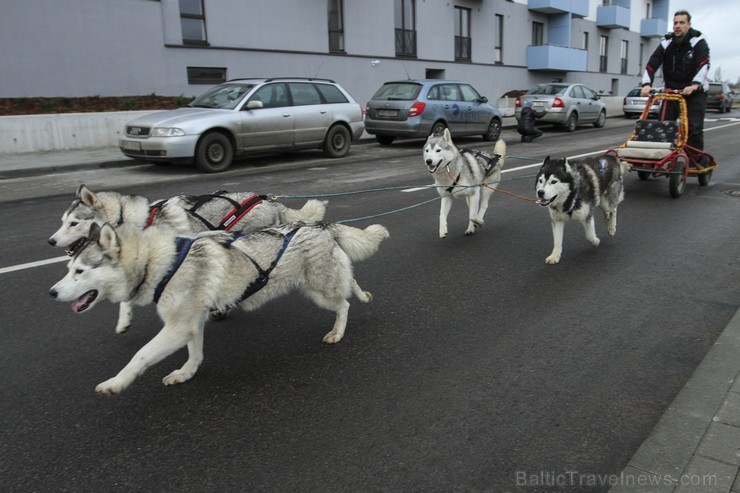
top-left (145, 199), bottom-right (167, 229)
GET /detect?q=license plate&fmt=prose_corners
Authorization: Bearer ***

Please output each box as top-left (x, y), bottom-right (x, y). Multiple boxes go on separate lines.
top-left (378, 109), bottom-right (398, 118)
top-left (122, 140), bottom-right (141, 151)
top-left (533, 102), bottom-right (545, 107)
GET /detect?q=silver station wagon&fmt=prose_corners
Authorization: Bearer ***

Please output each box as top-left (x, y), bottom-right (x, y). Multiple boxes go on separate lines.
top-left (119, 78), bottom-right (364, 172)
top-left (364, 79), bottom-right (503, 145)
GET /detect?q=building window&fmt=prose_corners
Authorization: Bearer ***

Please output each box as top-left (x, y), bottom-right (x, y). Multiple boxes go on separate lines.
top-left (620, 40), bottom-right (629, 75)
top-left (187, 67), bottom-right (226, 84)
top-left (532, 21), bottom-right (544, 46)
top-left (599, 35), bottom-right (609, 72)
top-left (454, 7), bottom-right (471, 61)
top-left (583, 32), bottom-right (589, 50)
top-left (494, 14), bottom-right (504, 64)
top-left (179, 0), bottom-right (207, 45)
top-left (395, 0), bottom-right (416, 57)
top-left (328, 0), bottom-right (345, 53)
top-left (646, 2), bottom-right (652, 19)
top-left (639, 42), bottom-right (644, 75)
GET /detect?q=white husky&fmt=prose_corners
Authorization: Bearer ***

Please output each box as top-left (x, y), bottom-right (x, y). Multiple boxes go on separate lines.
top-left (535, 155), bottom-right (626, 265)
top-left (49, 185), bottom-right (326, 333)
top-left (423, 128), bottom-right (506, 237)
top-left (50, 221), bottom-right (389, 395)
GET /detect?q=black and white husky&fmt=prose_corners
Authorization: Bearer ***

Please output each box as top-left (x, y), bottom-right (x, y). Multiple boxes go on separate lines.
top-left (49, 221), bottom-right (389, 395)
top-left (49, 185), bottom-right (326, 333)
top-left (423, 128), bottom-right (506, 237)
top-left (535, 155), bottom-right (626, 264)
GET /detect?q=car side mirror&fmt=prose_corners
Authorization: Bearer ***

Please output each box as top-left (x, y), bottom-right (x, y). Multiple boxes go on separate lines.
top-left (477, 96), bottom-right (488, 104)
top-left (246, 100), bottom-right (264, 110)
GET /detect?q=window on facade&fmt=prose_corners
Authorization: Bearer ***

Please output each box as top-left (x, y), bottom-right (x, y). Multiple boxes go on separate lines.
top-left (532, 22), bottom-right (544, 46)
top-left (395, 0), bottom-right (417, 57)
top-left (639, 43), bottom-right (644, 75)
top-left (599, 35), bottom-right (609, 72)
top-left (646, 2), bottom-right (652, 19)
top-left (187, 67), bottom-right (226, 84)
top-left (494, 14), bottom-right (504, 64)
top-left (454, 7), bottom-right (471, 61)
top-left (328, 0), bottom-right (345, 53)
top-left (620, 40), bottom-right (629, 75)
top-left (583, 32), bottom-right (589, 50)
top-left (179, 0), bottom-right (207, 45)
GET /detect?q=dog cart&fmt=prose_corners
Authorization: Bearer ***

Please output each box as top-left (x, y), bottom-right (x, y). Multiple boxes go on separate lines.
top-left (606, 89), bottom-right (717, 198)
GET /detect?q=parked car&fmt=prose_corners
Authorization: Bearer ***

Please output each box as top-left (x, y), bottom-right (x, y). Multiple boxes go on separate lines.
top-left (622, 86), bottom-right (662, 118)
top-left (119, 78), bottom-right (364, 172)
top-left (364, 79), bottom-right (503, 145)
top-left (515, 83), bottom-right (607, 132)
top-left (706, 82), bottom-right (732, 113)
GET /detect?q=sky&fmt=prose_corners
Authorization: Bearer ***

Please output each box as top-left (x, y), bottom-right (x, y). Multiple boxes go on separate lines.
top-left (671, 0), bottom-right (740, 83)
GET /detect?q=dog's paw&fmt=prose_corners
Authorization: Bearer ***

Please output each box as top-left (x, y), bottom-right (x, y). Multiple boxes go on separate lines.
top-left (323, 331), bottom-right (344, 344)
top-left (589, 237), bottom-right (601, 247)
top-left (545, 255), bottom-right (561, 265)
top-left (358, 291), bottom-right (373, 303)
top-left (608, 226), bottom-right (617, 237)
top-left (162, 369), bottom-right (194, 386)
top-left (472, 218), bottom-right (484, 228)
top-left (464, 227), bottom-right (476, 236)
top-left (115, 323), bottom-right (131, 334)
top-left (439, 231), bottom-right (448, 239)
top-left (95, 378), bottom-right (125, 396)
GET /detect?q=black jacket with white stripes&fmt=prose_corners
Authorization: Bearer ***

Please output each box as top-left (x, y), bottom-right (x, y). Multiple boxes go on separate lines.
top-left (642, 28), bottom-right (710, 92)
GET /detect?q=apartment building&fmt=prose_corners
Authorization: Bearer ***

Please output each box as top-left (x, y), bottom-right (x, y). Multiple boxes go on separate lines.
top-left (1, 0), bottom-right (670, 105)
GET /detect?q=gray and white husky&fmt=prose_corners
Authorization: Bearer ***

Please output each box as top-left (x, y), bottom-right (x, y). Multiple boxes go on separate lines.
top-left (535, 155), bottom-right (626, 265)
top-left (49, 184), bottom-right (326, 333)
top-left (50, 220), bottom-right (389, 395)
top-left (423, 128), bottom-right (506, 237)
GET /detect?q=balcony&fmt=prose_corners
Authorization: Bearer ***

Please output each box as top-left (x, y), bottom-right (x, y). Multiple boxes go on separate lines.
top-left (527, 0), bottom-right (588, 18)
top-left (640, 18), bottom-right (668, 38)
top-left (596, 4), bottom-right (630, 29)
top-left (527, 44), bottom-right (587, 72)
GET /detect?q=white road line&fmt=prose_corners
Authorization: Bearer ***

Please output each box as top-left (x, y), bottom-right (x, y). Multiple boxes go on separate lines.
top-left (0, 255), bottom-right (68, 275)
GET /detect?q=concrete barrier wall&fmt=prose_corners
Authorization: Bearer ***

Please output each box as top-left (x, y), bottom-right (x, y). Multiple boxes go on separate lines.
top-left (0, 97), bottom-right (626, 155)
top-left (0, 111), bottom-right (152, 155)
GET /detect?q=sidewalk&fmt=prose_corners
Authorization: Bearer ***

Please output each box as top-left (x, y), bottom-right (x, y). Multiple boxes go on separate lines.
top-left (1, 126), bottom-right (739, 492)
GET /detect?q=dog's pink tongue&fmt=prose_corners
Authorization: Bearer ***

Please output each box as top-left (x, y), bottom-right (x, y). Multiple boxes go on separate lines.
top-left (71, 291), bottom-right (94, 313)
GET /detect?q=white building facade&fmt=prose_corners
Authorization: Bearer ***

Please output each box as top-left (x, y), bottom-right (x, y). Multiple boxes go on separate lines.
top-left (1, 0), bottom-right (671, 105)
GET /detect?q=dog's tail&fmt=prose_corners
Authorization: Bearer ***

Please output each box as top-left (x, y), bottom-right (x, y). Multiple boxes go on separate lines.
top-left (281, 199), bottom-right (327, 223)
top-left (331, 223), bottom-right (390, 262)
top-left (494, 139), bottom-right (506, 170)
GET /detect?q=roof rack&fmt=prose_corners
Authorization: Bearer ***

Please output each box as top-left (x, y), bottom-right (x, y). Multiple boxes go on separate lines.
top-left (227, 77), bottom-right (336, 83)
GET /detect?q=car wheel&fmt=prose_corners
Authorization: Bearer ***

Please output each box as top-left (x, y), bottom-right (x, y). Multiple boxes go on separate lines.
top-left (376, 135), bottom-right (396, 146)
top-left (482, 118), bottom-right (502, 141)
top-left (565, 112), bottom-right (578, 132)
top-left (430, 121), bottom-right (447, 136)
top-left (195, 132), bottom-right (234, 173)
top-left (323, 124), bottom-right (351, 158)
top-left (593, 110), bottom-right (606, 128)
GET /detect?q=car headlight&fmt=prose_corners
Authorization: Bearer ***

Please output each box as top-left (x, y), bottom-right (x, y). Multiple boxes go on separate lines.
top-left (150, 127), bottom-right (185, 137)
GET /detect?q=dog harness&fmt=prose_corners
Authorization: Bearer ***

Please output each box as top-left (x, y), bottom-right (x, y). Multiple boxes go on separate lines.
top-left (151, 227), bottom-right (300, 305)
top-left (445, 149), bottom-right (502, 193)
top-left (144, 191), bottom-right (267, 230)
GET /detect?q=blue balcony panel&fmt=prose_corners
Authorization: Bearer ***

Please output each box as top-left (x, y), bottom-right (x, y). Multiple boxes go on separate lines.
top-left (526, 45), bottom-right (587, 72)
top-left (596, 5), bottom-right (630, 29)
top-left (528, 0), bottom-right (588, 18)
top-left (640, 18), bottom-right (668, 38)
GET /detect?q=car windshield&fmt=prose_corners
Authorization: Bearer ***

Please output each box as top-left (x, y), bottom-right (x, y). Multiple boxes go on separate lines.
top-left (372, 83), bottom-right (422, 101)
top-left (526, 84), bottom-right (568, 96)
top-left (189, 83), bottom-right (255, 109)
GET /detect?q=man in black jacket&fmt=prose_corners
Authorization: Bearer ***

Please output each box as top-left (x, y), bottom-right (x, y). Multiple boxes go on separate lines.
top-left (517, 100), bottom-right (548, 143)
top-left (641, 9), bottom-right (710, 158)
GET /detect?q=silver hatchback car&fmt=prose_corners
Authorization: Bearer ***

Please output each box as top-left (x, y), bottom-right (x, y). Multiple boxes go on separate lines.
top-left (515, 82), bottom-right (606, 132)
top-left (119, 78), bottom-right (364, 172)
top-left (364, 79), bottom-right (503, 145)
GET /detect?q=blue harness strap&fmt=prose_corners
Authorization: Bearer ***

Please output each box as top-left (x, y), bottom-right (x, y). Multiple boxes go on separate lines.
top-left (153, 237), bottom-right (195, 303)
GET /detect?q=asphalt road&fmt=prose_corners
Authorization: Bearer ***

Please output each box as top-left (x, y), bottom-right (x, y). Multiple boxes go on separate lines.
top-left (2, 116), bottom-right (740, 492)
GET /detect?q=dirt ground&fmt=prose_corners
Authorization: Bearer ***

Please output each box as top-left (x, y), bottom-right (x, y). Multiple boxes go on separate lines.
top-left (0, 95), bottom-right (194, 116)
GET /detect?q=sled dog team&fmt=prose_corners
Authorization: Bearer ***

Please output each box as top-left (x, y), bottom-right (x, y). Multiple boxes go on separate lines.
top-left (49, 128), bottom-right (626, 395)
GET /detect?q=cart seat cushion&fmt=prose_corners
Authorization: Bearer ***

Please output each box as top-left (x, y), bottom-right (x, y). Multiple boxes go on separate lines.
top-left (634, 119), bottom-right (679, 143)
top-left (617, 147), bottom-right (673, 160)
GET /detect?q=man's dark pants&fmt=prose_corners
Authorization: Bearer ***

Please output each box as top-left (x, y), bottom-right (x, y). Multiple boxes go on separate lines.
top-left (664, 91), bottom-right (707, 153)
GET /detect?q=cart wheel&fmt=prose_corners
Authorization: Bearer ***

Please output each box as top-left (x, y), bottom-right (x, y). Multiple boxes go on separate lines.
top-left (669, 154), bottom-right (687, 198)
top-left (698, 169), bottom-right (713, 187)
top-left (637, 171), bottom-right (651, 181)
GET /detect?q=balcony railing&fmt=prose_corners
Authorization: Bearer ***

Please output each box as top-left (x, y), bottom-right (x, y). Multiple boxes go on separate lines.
top-left (395, 28), bottom-right (417, 57)
top-left (455, 36), bottom-right (471, 61)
